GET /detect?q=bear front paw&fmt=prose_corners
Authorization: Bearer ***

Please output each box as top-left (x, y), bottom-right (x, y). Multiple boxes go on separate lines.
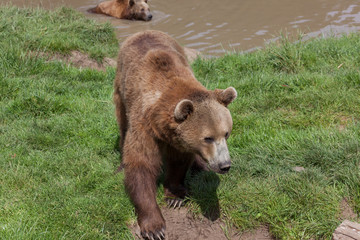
top-left (139, 215), bottom-right (166, 240)
top-left (141, 228), bottom-right (165, 240)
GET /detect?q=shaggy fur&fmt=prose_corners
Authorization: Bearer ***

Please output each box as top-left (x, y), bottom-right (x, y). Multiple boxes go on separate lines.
top-left (89, 0), bottom-right (152, 21)
top-left (113, 30), bottom-right (237, 239)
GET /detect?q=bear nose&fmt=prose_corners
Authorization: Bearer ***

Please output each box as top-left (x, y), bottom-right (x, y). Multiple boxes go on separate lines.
top-left (148, 14), bottom-right (153, 20)
top-left (219, 162), bottom-right (231, 173)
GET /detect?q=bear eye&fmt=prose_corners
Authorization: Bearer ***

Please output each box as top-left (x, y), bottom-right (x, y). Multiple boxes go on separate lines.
top-left (225, 132), bottom-right (229, 139)
top-left (204, 137), bottom-right (214, 143)
top-left (141, 8), bottom-right (145, 12)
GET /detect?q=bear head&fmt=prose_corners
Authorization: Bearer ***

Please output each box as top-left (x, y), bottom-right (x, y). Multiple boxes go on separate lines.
top-left (174, 87), bottom-right (237, 174)
top-left (128, 0), bottom-right (152, 21)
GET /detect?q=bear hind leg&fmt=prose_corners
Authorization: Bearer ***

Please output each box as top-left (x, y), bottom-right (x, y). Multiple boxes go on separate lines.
top-left (114, 89), bottom-right (127, 172)
top-left (164, 149), bottom-right (193, 208)
top-left (114, 90), bottom-right (127, 150)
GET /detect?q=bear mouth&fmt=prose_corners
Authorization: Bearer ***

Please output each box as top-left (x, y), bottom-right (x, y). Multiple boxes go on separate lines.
top-left (196, 155), bottom-right (229, 174)
top-left (212, 165), bottom-right (230, 174)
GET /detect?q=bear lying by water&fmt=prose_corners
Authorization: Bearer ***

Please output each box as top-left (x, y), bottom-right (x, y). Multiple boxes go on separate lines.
top-left (89, 0), bottom-right (152, 21)
top-left (113, 30), bottom-right (237, 239)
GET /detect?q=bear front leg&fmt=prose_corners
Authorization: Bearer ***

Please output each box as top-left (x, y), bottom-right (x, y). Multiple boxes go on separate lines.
top-left (123, 136), bottom-right (165, 240)
top-left (125, 167), bottom-right (165, 239)
top-left (164, 149), bottom-right (193, 208)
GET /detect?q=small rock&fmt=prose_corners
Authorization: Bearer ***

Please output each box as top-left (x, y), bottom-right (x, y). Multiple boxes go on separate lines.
top-left (292, 166), bottom-right (305, 172)
top-left (333, 220), bottom-right (360, 240)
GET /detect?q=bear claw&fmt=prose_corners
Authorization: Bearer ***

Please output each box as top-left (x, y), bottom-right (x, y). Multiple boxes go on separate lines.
top-left (166, 198), bottom-right (184, 209)
top-left (141, 228), bottom-right (165, 240)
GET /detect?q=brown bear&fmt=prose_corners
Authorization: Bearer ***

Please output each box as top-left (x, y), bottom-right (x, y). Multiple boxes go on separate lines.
top-left (113, 30), bottom-right (237, 240)
top-left (89, 0), bottom-right (152, 21)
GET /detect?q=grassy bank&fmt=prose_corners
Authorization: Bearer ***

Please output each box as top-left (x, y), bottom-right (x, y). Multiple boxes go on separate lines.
top-left (0, 5), bottom-right (359, 240)
top-left (191, 33), bottom-right (360, 239)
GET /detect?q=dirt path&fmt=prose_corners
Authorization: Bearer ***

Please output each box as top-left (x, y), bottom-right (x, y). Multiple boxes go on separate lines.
top-left (130, 206), bottom-right (275, 240)
top-left (39, 47), bottom-right (200, 72)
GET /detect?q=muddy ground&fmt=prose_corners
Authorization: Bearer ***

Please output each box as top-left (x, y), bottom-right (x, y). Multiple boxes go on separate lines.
top-left (130, 206), bottom-right (275, 240)
top-left (129, 197), bottom-right (358, 240)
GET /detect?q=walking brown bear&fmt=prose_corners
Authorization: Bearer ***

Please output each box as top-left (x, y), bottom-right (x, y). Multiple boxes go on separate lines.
top-left (113, 30), bottom-right (237, 239)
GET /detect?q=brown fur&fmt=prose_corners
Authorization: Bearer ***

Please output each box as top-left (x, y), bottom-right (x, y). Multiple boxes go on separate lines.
top-left (89, 0), bottom-right (152, 21)
top-left (113, 30), bottom-right (237, 239)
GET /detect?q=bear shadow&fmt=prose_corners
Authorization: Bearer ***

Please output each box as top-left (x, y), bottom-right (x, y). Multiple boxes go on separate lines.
top-left (113, 136), bottom-right (125, 172)
top-left (156, 169), bottom-right (221, 221)
top-left (186, 170), bottom-right (221, 221)
top-left (113, 136), bottom-right (121, 153)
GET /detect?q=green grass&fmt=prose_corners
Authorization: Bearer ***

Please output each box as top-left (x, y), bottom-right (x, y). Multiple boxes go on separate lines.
top-left (190, 33), bottom-right (360, 239)
top-left (0, 5), bottom-right (132, 239)
top-left (1, 5), bottom-right (359, 240)
top-left (0, 5), bottom-right (118, 61)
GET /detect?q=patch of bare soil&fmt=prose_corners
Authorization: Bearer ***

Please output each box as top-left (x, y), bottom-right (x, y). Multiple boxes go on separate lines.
top-left (49, 51), bottom-right (117, 71)
top-left (239, 225), bottom-right (275, 240)
top-left (41, 48), bottom-right (200, 71)
top-left (30, 50), bottom-right (117, 71)
top-left (339, 198), bottom-right (358, 221)
top-left (67, 51), bottom-right (117, 70)
top-left (337, 115), bottom-right (359, 132)
top-left (338, 116), bottom-right (350, 132)
top-left (130, 207), bottom-right (276, 240)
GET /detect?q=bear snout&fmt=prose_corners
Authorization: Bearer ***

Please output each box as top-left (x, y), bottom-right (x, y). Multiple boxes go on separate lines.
top-left (145, 13), bottom-right (152, 21)
top-left (208, 159), bottom-right (232, 174)
top-left (218, 161), bottom-right (231, 174)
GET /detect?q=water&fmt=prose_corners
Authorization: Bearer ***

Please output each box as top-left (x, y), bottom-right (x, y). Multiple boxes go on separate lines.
top-left (5, 0), bottom-right (360, 57)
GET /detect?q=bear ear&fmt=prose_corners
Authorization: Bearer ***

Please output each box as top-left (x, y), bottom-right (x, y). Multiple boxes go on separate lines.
top-left (215, 87), bottom-right (237, 107)
top-left (146, 49), bottom-right (175, 72)
top-left (174, 99), bottom-right (194, 122)
top-left (129, 0), bottom-right (135, 7)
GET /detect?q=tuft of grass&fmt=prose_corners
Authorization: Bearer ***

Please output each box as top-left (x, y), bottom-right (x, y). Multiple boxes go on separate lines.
top-left (267, 32), bottom-right (306, 73)
top-left (1, 4), bottom-right (359, 240)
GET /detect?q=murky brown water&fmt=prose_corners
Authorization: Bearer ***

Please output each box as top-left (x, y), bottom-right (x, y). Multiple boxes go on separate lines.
top-left (5, 0), bottom-right (360, 57)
